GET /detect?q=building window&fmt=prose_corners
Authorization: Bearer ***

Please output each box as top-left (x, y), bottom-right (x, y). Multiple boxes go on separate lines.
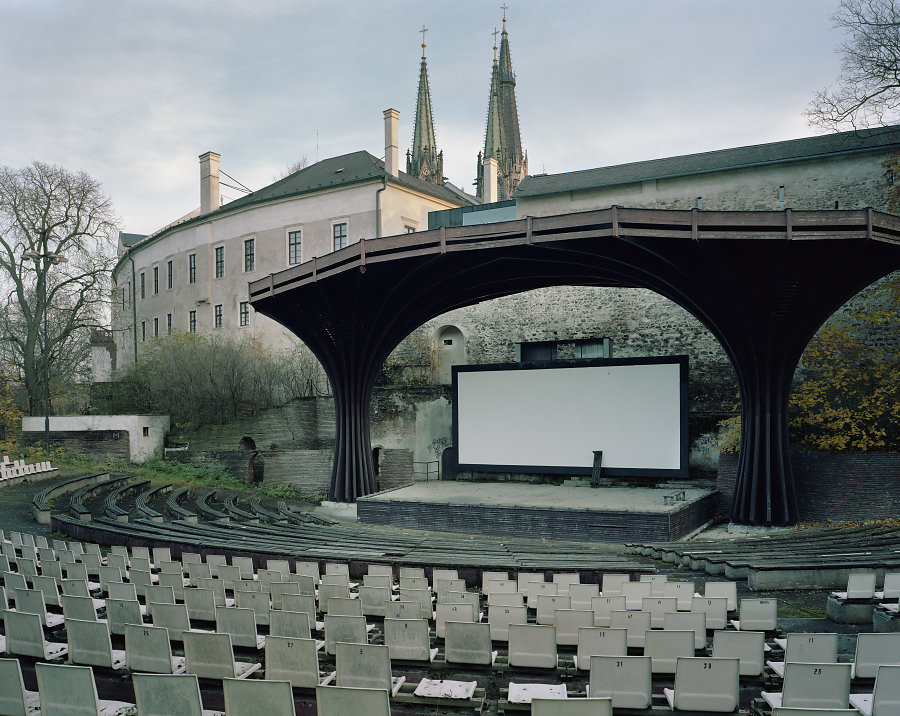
top-left (244, 238), bottom-right (255, 272)
top-left (121, 287), bottom-right (125, 309)
top-left (215, 246), bottom-right (224, 278)
top-left (406, 226), bottom-right (416, 233)
top-left (696, 197), bottom-right (703, 210)
top-left (188, 254), bottom-right (196, 284)
top-left (167, 313), bottom-right (172, 334)
top-left (167, 260), bottom-right (173, 289)
top-left (142, 426), bottom-right (149, 437)
top-left (153, 266), bottom-right (159, 294)
top-left (140, 272), bottom-right (145, 299)
top-left (141, 321), bottom-right (146, 341)
top-left (126, 281), bottom-right (131, 304)
top-left (153, 317), bottom-right (159, 337)
top-left (333, 222), bottom-right (348, 251)
top-left (189, 310), bottom-right (196, 333)
top-left (214, 304), bottom-right (223, 328)
top-left (240, 301), bottom-right (250, 326)
top-left (288, 230), bottom-right (302, 264)
top-left (779, 185), bottom-right (785, 202)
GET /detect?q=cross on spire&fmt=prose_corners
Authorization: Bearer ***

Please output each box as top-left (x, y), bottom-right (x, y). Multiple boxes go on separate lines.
top-left (501, 3), bottom-right (508, 21)
top-left (492, 27), bottom-right (499, 57)
top-left (420, 24), bottom-right (428, 57)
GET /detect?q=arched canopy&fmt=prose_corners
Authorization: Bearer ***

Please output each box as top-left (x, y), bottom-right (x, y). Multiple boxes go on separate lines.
top-left (250, 207), bottom-right (900, 525)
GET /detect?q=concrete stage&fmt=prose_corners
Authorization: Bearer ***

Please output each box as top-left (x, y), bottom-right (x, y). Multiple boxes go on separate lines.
top-left (356, 481), bottom-right (719, 543)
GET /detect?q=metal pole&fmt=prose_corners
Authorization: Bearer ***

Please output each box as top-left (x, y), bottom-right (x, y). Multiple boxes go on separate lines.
top-left (42, 259), bottom-right (49, 452)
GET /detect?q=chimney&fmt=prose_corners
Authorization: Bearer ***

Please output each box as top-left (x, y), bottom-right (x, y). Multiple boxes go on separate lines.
top-left (199, 151), bottom-right (220, 214)
top-left (383, 108), bottom-right (399, 178)
top-left (483, 156), bottom-right (499, 203)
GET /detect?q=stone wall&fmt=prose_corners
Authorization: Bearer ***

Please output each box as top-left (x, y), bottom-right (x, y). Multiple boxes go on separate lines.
top-left (718, 452), bottom-right (900, 522)
top-left (20, 430), bottom-right (130, 463)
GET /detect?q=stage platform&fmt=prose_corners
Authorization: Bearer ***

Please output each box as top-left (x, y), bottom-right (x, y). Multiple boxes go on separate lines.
top-left (357, 481), bottom-right (719, 543)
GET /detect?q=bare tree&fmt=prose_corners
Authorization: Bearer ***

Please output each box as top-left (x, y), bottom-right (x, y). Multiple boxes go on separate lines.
top-left (278, 155), bottom-right (309, 180)
top-left (0, 162), bottom-right (118, 415)
top-left (808, 0), bottom-right (900, 129)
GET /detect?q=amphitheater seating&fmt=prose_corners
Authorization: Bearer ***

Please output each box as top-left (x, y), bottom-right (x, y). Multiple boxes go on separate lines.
top-left (444, 620), bottom-right (496, 665)
top-left (65, 617), bottom-right (127, 670)
top-left (573, 626), bottom-right (626, 670)
top-left (852, 632), bottom-right (900, 679)
top-left (849, 663), bottom-right (900, 716)
top-left (663, 656), bottom-right (740, 712)
top-left (767, 632), bottom-right (839, 677)
top-left (182, 631), bottom-right (261, 680)
top-left (587, 654), bottom-right (652, 709)
top-left (383, 617), bottom-right (437, 662)
top-left (531, 696), bottom-right (612, 715)
top-left (0, 657), bottom-right (40, 715)
top-left (35, 661), bottom-right (134, 715)
top-left (334, 642), bottom-right (404, 695)
top-left (711, 629), bottom-right (766, 676)
top-left (761, 661), bottom-right (853, 710)
top-left (124, 623), bottom-right (186, 674)
top-left (315, 685), bottom-right (390, 716)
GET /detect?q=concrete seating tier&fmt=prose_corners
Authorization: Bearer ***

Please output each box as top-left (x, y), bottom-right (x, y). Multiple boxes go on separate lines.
top-left (135, 483), bottom-right (173, 523)
top-left (103, 478), bottom-right (148, 522)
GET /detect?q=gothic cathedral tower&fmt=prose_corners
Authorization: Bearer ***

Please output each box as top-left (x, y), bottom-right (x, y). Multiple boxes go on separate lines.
top-left (476, 8), bottom-right (528, 201)
top-left (407, 26), bottom-right (445, 185)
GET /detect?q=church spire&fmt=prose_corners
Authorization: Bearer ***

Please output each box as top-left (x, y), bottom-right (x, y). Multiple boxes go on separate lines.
top-left (476, 7), bottom-right (527, 201)
top-left (407, 25), bottom-right (444, 185)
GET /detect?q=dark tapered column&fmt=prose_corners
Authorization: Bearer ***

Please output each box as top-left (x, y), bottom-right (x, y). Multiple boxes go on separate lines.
top-left (327, 360), bottom-right (378, 502)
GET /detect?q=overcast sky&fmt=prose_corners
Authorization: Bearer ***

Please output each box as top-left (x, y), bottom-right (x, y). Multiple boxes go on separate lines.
top-left (1, 0), bottom-right (846, 235)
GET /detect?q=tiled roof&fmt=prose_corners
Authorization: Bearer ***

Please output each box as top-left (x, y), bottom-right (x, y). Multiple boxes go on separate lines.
top-left (515, 125), bottom-right (900, 197)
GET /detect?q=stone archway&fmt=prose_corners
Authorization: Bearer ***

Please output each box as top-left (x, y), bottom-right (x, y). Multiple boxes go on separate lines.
top-left (434, 325), bottom-right (466, 384)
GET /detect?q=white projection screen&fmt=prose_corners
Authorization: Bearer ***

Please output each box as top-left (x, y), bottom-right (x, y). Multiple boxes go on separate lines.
top-left (453, 356), bottom-right (689, 478)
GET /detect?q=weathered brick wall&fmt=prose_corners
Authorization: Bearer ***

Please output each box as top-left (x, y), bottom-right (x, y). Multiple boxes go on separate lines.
top-left (718, 452), bottom-right (900, 522)
top-left (21, 430), bottom-right (130, 462)
top-left (377, 448), bottom-right (414, 490)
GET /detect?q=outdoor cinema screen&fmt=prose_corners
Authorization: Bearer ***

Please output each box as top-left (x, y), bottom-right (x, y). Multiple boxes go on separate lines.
top-left (452, 356), bottom-right (688, 478)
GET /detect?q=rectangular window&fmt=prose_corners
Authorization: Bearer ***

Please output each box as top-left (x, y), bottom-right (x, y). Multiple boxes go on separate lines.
top-left (239, 301), bottom-right (249, 326)
top-left (333, 222), bottom-right (348, 251)
top-left (406, 225), bottom-right (416, 233)
top-left (188, 254), bottom-right (196, 284)
top-left (153, 317), bottom-right (159, 337)
top-left (215, 246), bottom-right (224, 278)
top-left (288, 230), bottom-right (302, 264)
top-left (189, 310), bottom-right (196, 333)
top-left (167, 313), bottom-right (172, 334)
top-left (778, 185), bottom-right (785, 202)
top-left (127, 281), bottom-right (131, 304)
top-left (153, 266), bottom-right (159, 294)
top-left (167, 260), bottom-right (173, 289)
top-left (140, 272), bottom-right (145, 299)
top-left (141, 321), bottom-right (146, 341)
top-left (214, 304), bottom-right (223, 328)
top-left (696, 197), bottom-right (703, 210)
top-left (121, 287), bottom-right (125, 309)
top-left (244, 238), bottom-right (255, 272)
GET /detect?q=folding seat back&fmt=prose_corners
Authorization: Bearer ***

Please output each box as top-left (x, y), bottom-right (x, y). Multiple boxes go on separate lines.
top-left (216, 606), bottom-right (263, 649)
top-left (588, 655), bottom-right (652, 709)
top-left (61, 594), bottom-right (99, 622)
top-left (132, 673), bottom-right (205, 716)
top-left (258, 569), bottom-right (283, 587)
top-left (507, 623), bottom-right (557, 669)
top-left (551, 572), bottom-right (580, 597)
top-left (269, 609), bottom-right (311, 639)
top-left (621, 581), bottom-right (652, 610)
top-left (219, 565), bottom-right (241, 589)
top-left (60, 578), bottom-right (91, 599)
top-left (336, 642), bottom-right (395, 692)
top-left (223, 675), bottom-right (295, 716)
top-left (609, 609), bottom-right (651, 648)
top-left (107, 580), bottom-right (137, 602)
top-left (2, 571), bottom-right (26, 593)
top-left (554, 609), bottom-right (594, 646)
top-left (105, 598), bottom-right (143, 636)
top-left (291, 574), bottom-right (316, 596)
top-left (235, 589), bottom-right (271, 625)
top-left (385, 600), bottom-right (423, 621)
top-left (152, 547), bottom-right (171, 566)
top-left (488, 591), bottom-right (524, 607)
top-left (325, 614), bottom-right (368, 655)
top-left (432, 568), bottom-right (458, 583)
top-left (691, 595), bottom-right (728, 630)
top-left (664, 610), bottom-right (707, 649)
top-left (667, 656), bottom-right (740, 712)
top-left (98, 565), bottom-right (122, 594)
top-left (645, 629), bottom-right (695, 674)
top-left (642, 596), bottom-right (678, 628)
top-left (434, 578), bottom-right (466, 601)
top-left (158, 561), bottom-right (182, 575)
top-left (125, 623), bottom-right (180, 674)
top-left (362, 574), bottom-right (392, 590)
top-left (131, 556), bottom-right (153, 574)
top-left (282, 594), bottom-right (318, 624)
top-left (359, 585), bottom-right (392, 617)
top-left (318, 583), bottom-right (350, 613)
top-left (485, 578), bottom-right (517, 597)
top-left (106, 552), bottom-right (127, 573)
top-left (568, 583), bottom-right (600, 611)
top-left (704, 581), bottom-right (738, 611)
top-left (399, 576), bottom-right (429, 591)
top-left (184, 587), bottom-right (216, 622)
top-left (783, 632), bottom-right (839, 665)
top-left (228, 556), bottom-right (253, 580)
top-left (600, 573), bottom-right (629, 595)
top-left (712, 629), bottom-right (765, 676)
top-left (591, 595), bottom-right (625, 627)
top-left (31, 574), bottom-right (60, 607)
top-left (517, 572), bottom-right (545, 595)
top-left (79, 553), bottom-right (102, 578)
top-left (736, 598), bottom-right (778, 631)
top-left (315, 684), bottom-right (390, 716)
top-left (41, 557), bottom-right (62, 582)
top-left (57, 549), bottom-right (75, 565)
top-left (770, 708), bottom-right (859, 715)
top-left (883, 573), bottom-right (900, 600)
top-left (435, 601), bottom-right (476, 638)
top-left (863, 664), bottom-right (900, 716)
top-left (295, 560), bottom-right (320, 583)
top-left (16, 557), bottom-right (37, 580)
top-left (234, 579), bottom-right (261, 594)
top-left (187, 561), bottom-right (212, 586)
top-left (397, 588), bottom-right (432, 618)
top-left (481, 571), bottom-right (509, 594)
top-left (152, 602), bottom-right (192, 638)
top-left (383, 617), bottom-right (434, 661)
top-left (575, 627), bottom-right (626, 670)
top-left (13, 587), bottom-right (56, 626)
top-left (531, 697), bottom-right (611, 715)
top-left (181, 552), bottom-right (202, 567)
top-left (158, 571), bottom-right (186, 601)
top-left (527, 581), bottom-right (558, 609)
top-left (639, 573), bottom-right (668, 597)
top-left (327, 596), bottom-right (363, 617)
top-left (445, 620), bottom-right (495, 665)
top-left (536, 594), bottom-right (570, 625)
top-left (5, 608), bottom-right (66, 659)
top-left (196, 578), bottom-right (228, 606)
top-left (846, 571), bottom-right (877, 600)
top-left (146, 584), bottom-right (176, 614)
top-left (780, 662), bottom-right (851, 709)
top-left (398, 566), bottom-right (424, 579)
top-left (35, 662), bottom-right (129, 716)
top-left (0, 657), bottom-right (38, 716)
top-left (132, 546), bottom-right (150, 562)
top-left (130, 568), bottom-right (154, 599)
top-left (854, 632), bottom-right (900, 679)
top-left (201, 554), bottom-right (224, 578)
top-left (266, 635), bottom-right (324, 689)
top-left (489, 604), bottom-right (528, 641)
top-left (183, 631), bottom-right (239, 679)
top-left (270, 581), bottom-right (301, 609)
top-left (66, 617), bottom-right (124, 669)
top-left (364, 563), bottom-right (391, 579)
top-left (662, 580), bottom-right (695, 610)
